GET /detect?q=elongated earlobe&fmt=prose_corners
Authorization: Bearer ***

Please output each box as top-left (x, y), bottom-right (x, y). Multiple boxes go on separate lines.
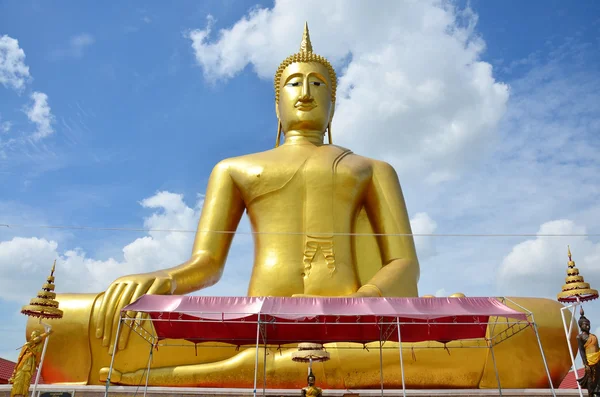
top-left (327, 122), bottom-right (333, 144)
top-left (275, 120), bottom-right (282, 148)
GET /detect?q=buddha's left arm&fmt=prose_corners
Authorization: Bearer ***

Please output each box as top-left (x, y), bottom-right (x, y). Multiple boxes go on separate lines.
top-left (358, 160), bottom-right (420, 297)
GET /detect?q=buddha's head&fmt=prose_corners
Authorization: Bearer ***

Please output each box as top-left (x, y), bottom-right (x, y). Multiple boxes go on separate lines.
top-left (307, 371), bottom-right (316, 386)
top-left (274, 23), bottom-right (337, 146)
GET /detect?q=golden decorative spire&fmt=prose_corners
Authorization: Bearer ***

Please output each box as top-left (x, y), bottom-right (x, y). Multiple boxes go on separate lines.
top-left (557, 246), bottom-right (598, 303)
top-left (21, 260), bottom-right (64, 319)
top-left (299, 22), bottom-right (313, 53)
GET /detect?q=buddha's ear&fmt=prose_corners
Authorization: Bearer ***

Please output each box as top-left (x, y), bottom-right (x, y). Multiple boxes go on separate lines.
top-left (329, 101), bottom-right (335, 122)
top-left (275, 102), bottom-right (280, 119)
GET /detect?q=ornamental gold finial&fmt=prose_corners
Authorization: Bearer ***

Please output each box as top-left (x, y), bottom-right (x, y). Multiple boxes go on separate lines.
top-left (299, 22), bottom-right (313, 53)
top-left (557, 246), bottom-right (599, 303)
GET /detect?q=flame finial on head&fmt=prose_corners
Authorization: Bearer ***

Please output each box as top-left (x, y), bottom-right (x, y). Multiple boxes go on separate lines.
top-left (299, 22), bottom-right (313, 54)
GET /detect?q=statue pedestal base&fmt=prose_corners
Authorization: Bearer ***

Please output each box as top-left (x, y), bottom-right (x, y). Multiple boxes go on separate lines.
top-left (0, 385), bottom-right (579, 397)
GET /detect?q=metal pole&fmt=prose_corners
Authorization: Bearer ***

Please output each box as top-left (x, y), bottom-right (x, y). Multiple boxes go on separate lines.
top-left (253, 315), bottom-right (261, 397)
top-left (531, 313), bottom-right (557, 397)
top-left (396, 318), bottom-right (407, 397)
top-left (488, 337), bottom-right (503, 397)
top-left (104, 317), bottom-right (123, 397)
top-left (379, 319), bottom-right (384, 397)
top-left (31, 322), bottom-right (52, 397)
top-left (143, 341), bottom-right (154, 397)
top-left (561, 303), bottom-right (584, 397)
top-left (262, 339), bottom-right (267, 396)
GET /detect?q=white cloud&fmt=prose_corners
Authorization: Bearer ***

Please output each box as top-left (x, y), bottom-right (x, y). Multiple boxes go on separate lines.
top-left (69, 33), bottom-right (94, 58)
top-left (0, 35), bottom-right (57, 144)
top-left (25, 91), bottom-right (55, 140)
top-left (187, 1), bottom-right (509, 182)
top-left (0, 35), bottom-right (30, 92)
top-left (51, 33), bottom-right (95, 60)
top-left (0, 114), bottom-right (11, 133)
top-left (0, 191), bottom-right (252, 302)
top-left (498, 220), bottom-right (600, 297)
top-left (410, 212), bottom-right (438, 260)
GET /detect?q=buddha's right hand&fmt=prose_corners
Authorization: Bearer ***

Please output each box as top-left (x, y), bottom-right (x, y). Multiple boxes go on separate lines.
top-left (95, 270), bottom-right (175, 352)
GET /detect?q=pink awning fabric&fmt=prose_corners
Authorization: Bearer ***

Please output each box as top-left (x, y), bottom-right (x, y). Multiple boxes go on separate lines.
top-left (123, 296), bottom-right (528, 345)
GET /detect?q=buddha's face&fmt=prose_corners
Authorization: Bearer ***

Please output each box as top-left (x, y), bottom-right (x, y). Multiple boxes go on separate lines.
top-left (277, 61), bottom-right (333, 135)
top-left (581, 319), bottom-right (591, 333)
top-left (308, 375), bottom-right (315, 386)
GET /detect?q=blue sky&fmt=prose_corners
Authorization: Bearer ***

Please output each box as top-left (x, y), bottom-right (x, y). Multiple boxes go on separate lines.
top-left (1, 0), bottom-right (600, 369)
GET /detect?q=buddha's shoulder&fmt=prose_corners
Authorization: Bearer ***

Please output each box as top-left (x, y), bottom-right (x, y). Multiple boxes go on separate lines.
top-left (339, 149), bottom-right (399, 174)
top-left (212, 149), bottom-right (287, 171)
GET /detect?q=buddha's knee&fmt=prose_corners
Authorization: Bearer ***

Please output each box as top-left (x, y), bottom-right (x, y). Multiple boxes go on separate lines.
top-left (26, 293), bottom-right (99, 384)
top-left (478, 297), bottom-right (576, 388)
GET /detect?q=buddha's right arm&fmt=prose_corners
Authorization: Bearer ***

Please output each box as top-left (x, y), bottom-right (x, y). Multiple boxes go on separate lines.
top-left (578, 336), bottom-right (589, 366)
top-left (97, 160), bottom-right (245, 350)
top-left (167, 161), bottom-right (246, 294)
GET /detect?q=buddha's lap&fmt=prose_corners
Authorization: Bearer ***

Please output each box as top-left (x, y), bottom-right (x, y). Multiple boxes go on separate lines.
top-left (28, 294), bottom-right (574, 386)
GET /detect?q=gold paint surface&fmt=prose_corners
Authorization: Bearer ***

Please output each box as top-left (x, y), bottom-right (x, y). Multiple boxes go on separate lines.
top-left (30, 24), bottom-right (575, 389)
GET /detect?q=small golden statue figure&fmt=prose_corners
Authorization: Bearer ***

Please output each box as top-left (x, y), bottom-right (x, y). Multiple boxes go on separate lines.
top-left (577, 308), bottom-right (600, 396)
top-left (9, 329), bottom-right (53, 397)
top-left (10, 261), bottom-right (63, 397)
top-left (301, 370), bottom-right (323, 397)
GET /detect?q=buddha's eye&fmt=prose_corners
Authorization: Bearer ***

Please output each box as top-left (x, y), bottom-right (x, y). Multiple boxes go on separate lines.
top-left (311, 82), bottom-right (322, 86)
top-left (286, 82), bottom-right (301, 87)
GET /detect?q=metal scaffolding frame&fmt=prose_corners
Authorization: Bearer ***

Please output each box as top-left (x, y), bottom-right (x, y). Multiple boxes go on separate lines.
top-left (102, 297), bottom-right (555, 397)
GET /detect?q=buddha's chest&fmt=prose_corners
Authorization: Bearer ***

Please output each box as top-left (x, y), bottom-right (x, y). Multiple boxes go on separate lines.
top-left (233, 154), bottom-right (371, 205)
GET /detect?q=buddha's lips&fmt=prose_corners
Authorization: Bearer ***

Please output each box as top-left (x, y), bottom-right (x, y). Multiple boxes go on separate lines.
top-left (295, 102), bottom-right (317, 111)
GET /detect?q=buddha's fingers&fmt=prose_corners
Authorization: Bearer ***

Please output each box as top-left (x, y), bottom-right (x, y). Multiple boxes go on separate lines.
top-left (146, 276), bottom-right (172, 296)
top-left (96, 283), bottom-right (119, 339)
top-left (118, 282), bottom-right (153, 350)
top-left (108, 283), bottom-right (138, 351)
top-left (101, 283), bottom-right (128, 347)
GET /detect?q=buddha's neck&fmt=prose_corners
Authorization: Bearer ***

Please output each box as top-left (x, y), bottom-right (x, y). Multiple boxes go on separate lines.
top-left (283, 130), bottom-right (325, 146)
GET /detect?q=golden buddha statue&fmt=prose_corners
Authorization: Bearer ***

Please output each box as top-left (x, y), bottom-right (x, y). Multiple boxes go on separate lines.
top-left (10, 329), bottom-right (52, 397)
top-left (301, 371), bottom-right (323, 397)
top-left (577, 309), bottom-right (600, 396)
top-left (27, 23), bottom-right (575, 389)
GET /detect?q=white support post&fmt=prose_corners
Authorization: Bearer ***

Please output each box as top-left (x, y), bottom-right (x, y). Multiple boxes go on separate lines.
top-left (561, 298), bottom-right (584, 397)
top-left (396, 318), bottom-right (407, 397)
top-left (143, 340), bottom-right (154, 397)
top-left (31, 322), bottom-right (52, 397)
top-left (530, 313), bottom-right (556, 397)
top-left (379, 319), bottom-right (384, 397)
top-left (262, 338), bottom-right (267, 397)
top-left (104, 317), bottom-right (123, 397)
top-left (488, 336), bottom-right (503, 397)
top-left (253, 315), bottom-right (261, 397)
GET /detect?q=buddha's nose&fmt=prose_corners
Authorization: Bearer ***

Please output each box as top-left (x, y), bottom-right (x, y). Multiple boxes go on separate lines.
top-left (302, 77), bottom-right (310, 97)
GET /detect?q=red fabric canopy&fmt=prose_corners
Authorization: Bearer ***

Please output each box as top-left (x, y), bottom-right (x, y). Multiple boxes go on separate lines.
top-left (123, 296), bottom-right (528, 345)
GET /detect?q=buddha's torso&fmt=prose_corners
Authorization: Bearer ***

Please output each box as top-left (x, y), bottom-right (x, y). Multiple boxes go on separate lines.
top-left (302, 385), bottom-right (322, 397)
top-left (225, 143), bottom-right (373, 297)
top-left (581, 333), bottom-right (600, 353)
